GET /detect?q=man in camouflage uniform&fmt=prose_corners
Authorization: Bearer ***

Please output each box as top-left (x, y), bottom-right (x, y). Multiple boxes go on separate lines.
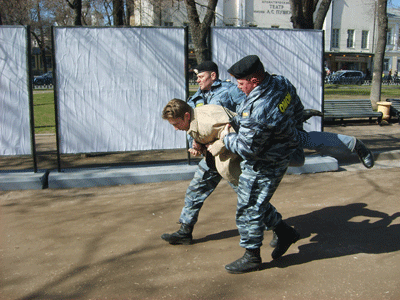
top-left (161, 60), bottom-right (374, 250)
top-left (161, 61), bottom-right (246, 246)
top-left (221, 55), bottom-right (304, 274)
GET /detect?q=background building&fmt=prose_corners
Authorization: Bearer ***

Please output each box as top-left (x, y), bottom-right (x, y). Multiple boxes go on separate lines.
top-left (145, 0), bottom-right (399, 78)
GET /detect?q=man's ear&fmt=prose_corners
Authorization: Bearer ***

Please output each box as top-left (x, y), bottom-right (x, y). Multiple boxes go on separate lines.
top-left (250, 77), bottom-right (260, 86)
top-left (250, 77), bottom-right (260, 84)
top-left (210, 71), bottom-right (217, 81)
top-left (184, 111), bottom-right (191, 120)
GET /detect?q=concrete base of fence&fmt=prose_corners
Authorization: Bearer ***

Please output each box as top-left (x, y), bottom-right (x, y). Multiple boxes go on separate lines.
top-left (47, 163), bottom-right (199, 189)
top-left (287, 155), bottom-right (338, 174)
top-left (0, 155), bottom-right (339, 191)
top-left (0, 171), bottom-right (47, 191)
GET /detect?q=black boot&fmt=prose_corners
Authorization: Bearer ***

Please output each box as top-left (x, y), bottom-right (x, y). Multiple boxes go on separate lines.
top-left (302, 109), bottom-right (323, 122)
top-left (161, 223), bottom-right (193, 245)
top-left (354, 139), bottom-right (374, 168)
top-left (225, 248), bottom-right (262, 274)
top-left (269, 231), bottom-right (278, 248)
top-left (271, 221), bottom-right (300, 260)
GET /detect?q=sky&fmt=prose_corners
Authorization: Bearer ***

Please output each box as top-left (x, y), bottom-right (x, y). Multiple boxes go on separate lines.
top-left (389, 0), bottom-right (400, 8)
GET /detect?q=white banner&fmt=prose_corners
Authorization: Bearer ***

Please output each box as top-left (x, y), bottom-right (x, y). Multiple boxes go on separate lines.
top-left (211, 28), bottom-right (324, 132)
top-left (0, 26), bottom-right (32, 155)
top-left (54, 27), bottom-right (186, 154)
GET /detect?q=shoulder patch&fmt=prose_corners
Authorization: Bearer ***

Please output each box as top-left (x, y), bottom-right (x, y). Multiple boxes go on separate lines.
top-left (242, 111), bottom-right (250, 118)
top-left (277, 92), bottom-right (292, 113)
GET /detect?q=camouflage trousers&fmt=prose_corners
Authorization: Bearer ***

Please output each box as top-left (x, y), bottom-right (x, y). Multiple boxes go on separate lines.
top-left (179, 159), bottom-right (237, 225)
top-left (236, 160), bottom-right (288, 249)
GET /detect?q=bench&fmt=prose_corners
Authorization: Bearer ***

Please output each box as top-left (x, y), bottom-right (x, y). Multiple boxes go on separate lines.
top-left (386, 98), bottom-right (400, 123)
top-left (324, 99), bottom-right (382, 124)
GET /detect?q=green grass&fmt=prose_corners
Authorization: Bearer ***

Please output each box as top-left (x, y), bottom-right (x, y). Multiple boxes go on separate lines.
top-left (33, 91), bottom-right (56, 134)
top-left (324, 84), bottom-right (400, 98)
top-left (33, 84), bottom-right (400, 133)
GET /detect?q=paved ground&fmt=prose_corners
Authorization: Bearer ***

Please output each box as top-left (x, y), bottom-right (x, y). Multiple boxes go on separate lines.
top-left (1, 121), bottom-right (400, 300)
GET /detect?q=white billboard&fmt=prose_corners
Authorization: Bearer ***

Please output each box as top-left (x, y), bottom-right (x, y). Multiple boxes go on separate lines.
top-left (0, 26), bottom-right (32, 155)
top-left (53, 27), bottom-right (187, 154)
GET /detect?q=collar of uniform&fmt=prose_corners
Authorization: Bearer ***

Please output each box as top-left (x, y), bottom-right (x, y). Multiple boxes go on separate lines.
top-left (210, 79), bottom-right (222, 90)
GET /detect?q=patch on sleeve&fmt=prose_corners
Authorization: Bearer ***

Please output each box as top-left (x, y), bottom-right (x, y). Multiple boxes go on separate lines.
top-left (195, 102), bottom-right (204, 107)
top-left (277, 92), bottom-right (292, 113)
top-left (242, 111), bottom-right (250, 118)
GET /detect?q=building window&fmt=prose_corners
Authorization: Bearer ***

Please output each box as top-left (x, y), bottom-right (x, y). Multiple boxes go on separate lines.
top-left (347, 29), bottom-right (354, 48)
top-left (384, 59), bottom-right (389, 72)
top-left (387, 29), bottom-right (392, 45)
top-left (361, 30), bottom-right (369, 49)
top-left (331, 29), bottom-right (339, 48)
top-left (164, 22), bottom-right (173, 27)
top-left (271, 25), bottom-right (279, 28)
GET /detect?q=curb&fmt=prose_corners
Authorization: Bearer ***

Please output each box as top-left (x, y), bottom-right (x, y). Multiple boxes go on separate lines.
top-left (1, 156), bottom-right (339, 191)
top-left (1, 150), bottom-right (399, 191)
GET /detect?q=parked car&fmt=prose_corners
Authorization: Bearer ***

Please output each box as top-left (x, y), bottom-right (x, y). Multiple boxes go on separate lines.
top-left (33, 71), bottom-right (53, 85)
top-left (326, 70), bottom-right (365, 85)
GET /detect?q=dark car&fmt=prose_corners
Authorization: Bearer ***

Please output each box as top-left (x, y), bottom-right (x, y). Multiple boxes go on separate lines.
top-left (326, 70), bottom-right (365, 85)
top-left (33, 71), bottom-right (53, 85)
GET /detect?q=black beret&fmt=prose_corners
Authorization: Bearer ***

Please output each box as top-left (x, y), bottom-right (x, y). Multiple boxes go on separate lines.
top-left (193, 61), bottom-right (219, 77)
top-left (228, 55), bottom-right (264, 79)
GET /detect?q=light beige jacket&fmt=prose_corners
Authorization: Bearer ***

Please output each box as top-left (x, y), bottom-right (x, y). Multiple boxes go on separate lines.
top-left (187, 104), bottom-right (241, 186)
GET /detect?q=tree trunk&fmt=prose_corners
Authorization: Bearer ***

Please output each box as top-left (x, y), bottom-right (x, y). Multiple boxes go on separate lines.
top-left (35, 1), bottom-right (47, 74)
top-left (113, 0), bottom-right (124, 25)
top-left (370, 0), bottom-right (388, 106)
top-left (314, 0), bottom-right (332, 29)
top-left (66, 0), bottom-right (82, 25)
top-left (290, 0), bottom-right (331, 29)
top-left (126, 0), bottom-right (135, 25)
top-left (74, 0), bottom-right (82, 25)
top-left (290, 0), bottom-right (313, 29)
top-left (185, 0), bottom-right (217, 64)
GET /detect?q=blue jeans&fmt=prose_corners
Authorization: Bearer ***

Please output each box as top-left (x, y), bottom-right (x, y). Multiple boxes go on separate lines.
top-left (290, 130), bottom-right (356, 166)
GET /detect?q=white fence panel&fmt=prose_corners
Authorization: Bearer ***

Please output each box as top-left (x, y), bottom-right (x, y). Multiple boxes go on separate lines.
top-left (54, 27), bottom-right (187, 154)
top-left (0, 26), bottom-right (32, 155)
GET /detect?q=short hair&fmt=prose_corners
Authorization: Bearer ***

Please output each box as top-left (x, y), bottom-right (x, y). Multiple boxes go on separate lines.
top-left (162, 98), bottom-right (191, 120)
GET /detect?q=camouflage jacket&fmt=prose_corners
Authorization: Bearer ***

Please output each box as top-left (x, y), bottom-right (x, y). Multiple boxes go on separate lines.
top-left (187, 79), bottom-right (245, 112)
top-left (224, 72), bottom-right (304, 166)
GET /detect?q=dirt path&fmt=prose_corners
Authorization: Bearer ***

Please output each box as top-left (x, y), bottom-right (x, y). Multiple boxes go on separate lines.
top-left (1, 167), bottom-right (400, 299)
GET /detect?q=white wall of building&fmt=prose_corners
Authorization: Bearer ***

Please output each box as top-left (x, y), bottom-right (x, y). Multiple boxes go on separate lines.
top-left (386, 8), bottom-right (400, 74)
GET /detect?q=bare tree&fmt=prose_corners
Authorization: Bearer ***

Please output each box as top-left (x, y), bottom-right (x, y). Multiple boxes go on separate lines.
top-left (370, 0), bottom-right (388, 105)
top-left (30, 0), bottom-right (52, 74)
top-left (289, 0), bottom-right (332, 29)
top-left (0, 0), bottom-right (32, 25)
top-left (66, 0), bottom-right (83, 25)
top-left (126, 0), bottom-right (135, 25)
top-left (314, 0), bottom-right (332, 29)
top-left (113, 0), bottom-right (124, 25)
top-left (185, 0), bottom-right (218, 63)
